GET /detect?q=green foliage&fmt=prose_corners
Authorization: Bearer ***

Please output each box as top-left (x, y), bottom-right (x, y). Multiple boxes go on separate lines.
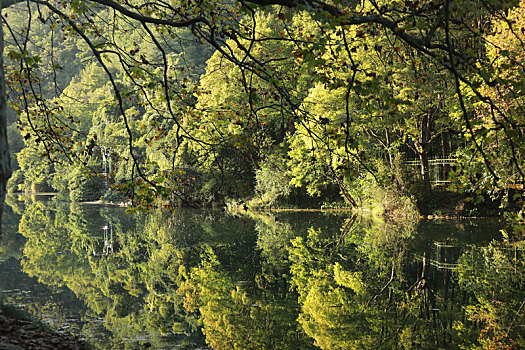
top-left (456, 243), bottom-right (525, 348)
top-left (6, 170), bottom-right (24, 194)
top-left (67, 168), bottom-right (105, 202)
top-left (2, 196), bottom-right (522, 348)
top-left (179, 245), bottom-right (311, 350)
top-left (3, 0), bottom-right (525, 218)
top-left (253, 148), bottom-right (292, 206)
top-left (4, 0), bottom-right (525, 348)
top-left (15, 142), bottom-right (53, 192)
top-left (286, 221), bottom-right (414, 349)
top-left (347, 156), bottom-right (419, 220)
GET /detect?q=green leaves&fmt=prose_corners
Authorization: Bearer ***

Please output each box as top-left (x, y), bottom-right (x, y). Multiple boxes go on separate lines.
top-left (7, 50), bottom-right (41, 68)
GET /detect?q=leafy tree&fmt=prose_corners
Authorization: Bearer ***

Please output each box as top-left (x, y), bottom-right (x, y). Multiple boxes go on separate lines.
top-left (451, 0), bottom-right (525, 199)
top-left (0, 0), bottom-right (523, 219)
top-left (179, 245), bottom-right (313, 349)
top-left (456, 243), bottom-right (525, 349)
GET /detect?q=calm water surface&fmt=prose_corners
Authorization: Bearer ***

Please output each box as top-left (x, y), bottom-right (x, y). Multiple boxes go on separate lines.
top-left (1, 195), bottom-right (522, 349)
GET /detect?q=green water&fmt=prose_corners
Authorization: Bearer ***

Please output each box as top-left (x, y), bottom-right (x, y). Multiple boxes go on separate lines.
top-left (0, 195), bottom-right (522, 349)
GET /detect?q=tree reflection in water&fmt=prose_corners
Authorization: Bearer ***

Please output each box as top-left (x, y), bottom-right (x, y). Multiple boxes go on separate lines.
top-left (2, 196), bottom-right (522, 349)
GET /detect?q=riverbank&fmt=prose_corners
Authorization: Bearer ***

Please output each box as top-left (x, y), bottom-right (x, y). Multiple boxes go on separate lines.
top-left (0, 305), bottom-right (87, 350)
top-left (236, 188), bottom-right (521, 220)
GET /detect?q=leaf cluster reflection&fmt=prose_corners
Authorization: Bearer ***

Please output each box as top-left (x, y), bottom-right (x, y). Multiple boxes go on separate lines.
top-left (6, 197), bottom-right (524, 349)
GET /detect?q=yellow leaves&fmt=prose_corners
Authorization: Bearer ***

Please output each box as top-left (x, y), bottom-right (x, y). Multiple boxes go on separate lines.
top-left (333, 264), bottom-right (365, 295)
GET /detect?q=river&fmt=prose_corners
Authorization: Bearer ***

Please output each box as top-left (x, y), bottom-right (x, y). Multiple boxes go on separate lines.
top-left (1, 195), bottom-right (522, 349)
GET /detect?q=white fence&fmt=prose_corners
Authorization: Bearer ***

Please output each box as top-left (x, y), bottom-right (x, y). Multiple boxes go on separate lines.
top-left (405, 158), bottom-right (457, 184)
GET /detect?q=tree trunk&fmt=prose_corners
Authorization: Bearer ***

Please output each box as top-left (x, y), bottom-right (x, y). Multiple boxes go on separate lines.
top-left (0, 5), bottom-right (12, 234)
top-left (419, 149), bottom-right (431, 193)
top-left (417, 112), bottom-right (432, 193)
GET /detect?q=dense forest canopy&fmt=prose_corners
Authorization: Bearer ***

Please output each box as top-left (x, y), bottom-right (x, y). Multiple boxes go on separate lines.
top-left (0, 0), bottom-right (523, 221)
top-left (2, 1), bottom-right (525, 347)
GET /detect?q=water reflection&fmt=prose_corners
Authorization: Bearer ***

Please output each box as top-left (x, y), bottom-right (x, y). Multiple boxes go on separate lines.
top-left (1, 196), bottom-right (523, 349)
